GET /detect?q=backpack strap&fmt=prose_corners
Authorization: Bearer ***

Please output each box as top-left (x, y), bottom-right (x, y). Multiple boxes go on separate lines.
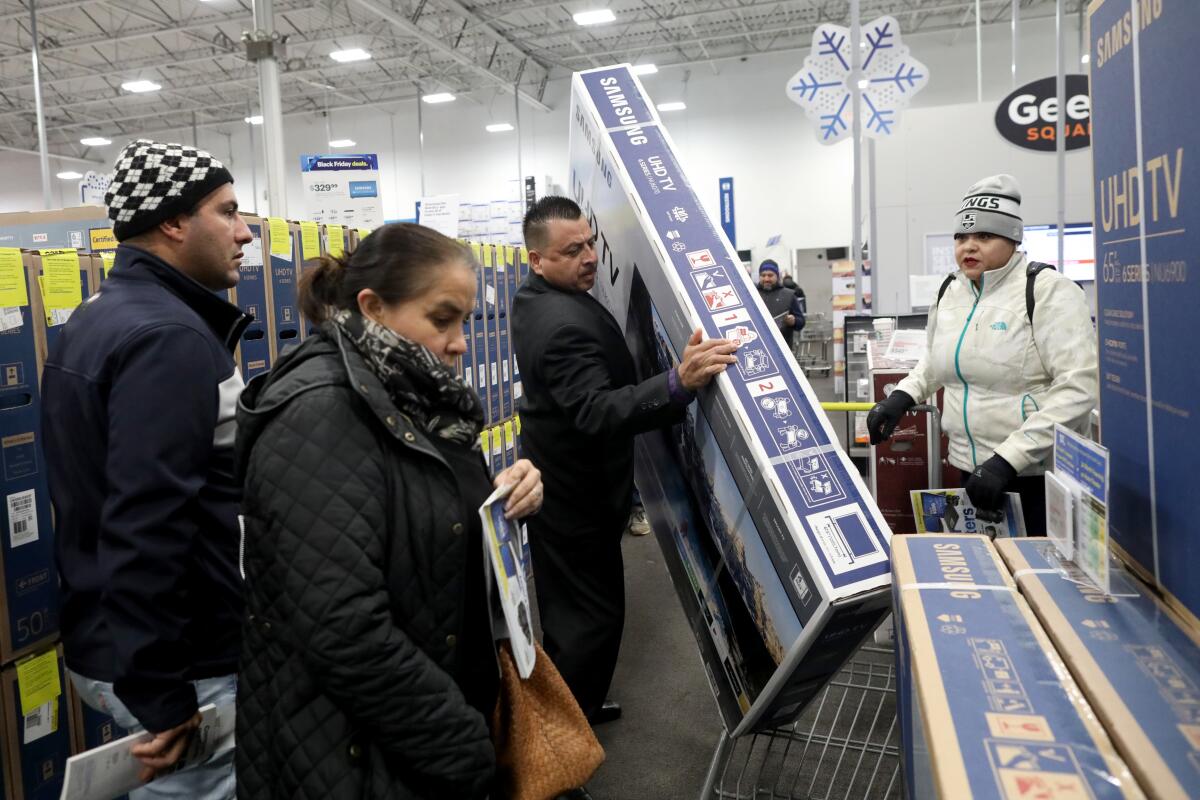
top-left (934, 273), bottom-right (955, 308)
top-left (1025, 261), bottom-right (1055, 325)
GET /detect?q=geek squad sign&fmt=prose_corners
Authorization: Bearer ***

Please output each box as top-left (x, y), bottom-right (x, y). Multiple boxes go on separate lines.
top-left (995, 75), bottom-right (1091, 152)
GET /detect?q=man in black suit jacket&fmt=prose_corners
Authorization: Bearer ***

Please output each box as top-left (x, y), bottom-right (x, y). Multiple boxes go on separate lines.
top-left (512, 197), bottom-right (736, 724)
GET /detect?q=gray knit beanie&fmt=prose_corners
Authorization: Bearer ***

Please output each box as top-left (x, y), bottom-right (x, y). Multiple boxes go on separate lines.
top-left (954, 174), bottom-right (1023, 242)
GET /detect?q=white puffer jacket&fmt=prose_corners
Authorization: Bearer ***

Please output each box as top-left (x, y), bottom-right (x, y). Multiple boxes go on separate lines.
top-left (895, 251), bottom-right (1098, 475)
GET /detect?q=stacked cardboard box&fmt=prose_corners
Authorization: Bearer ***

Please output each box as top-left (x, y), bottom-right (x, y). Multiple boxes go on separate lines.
top-left (1, 645), bottom-right (76, 799)
top-left (0, 208), bottom-right (111, 252)
top-left (996, 538), bottom-right (1200, 799)
top-left (892, 534), bottom-right (1141, 799)
top-left (1089, 0), bottom-right (1199, 629)
top-left (460, 242), bottom-right (527, 430)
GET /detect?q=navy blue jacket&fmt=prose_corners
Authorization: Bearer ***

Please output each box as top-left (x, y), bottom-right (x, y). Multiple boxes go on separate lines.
top-left (42, 244), bottom-right (251, 733)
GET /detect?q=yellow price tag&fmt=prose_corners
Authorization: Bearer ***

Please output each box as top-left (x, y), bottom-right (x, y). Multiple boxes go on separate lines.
top-left (514, 414), bottom-right (521, 435)
top-left (358, 228), bottom-right (370, 242)
top-left (483, 246), bottom-right (494, 268)
top-left (480, 430), bottom-right (490, 456)
top-left (0, 248), bottom-right (28, 307)
top-left (503, 420), bottom-right (514, 450)
top-left (326, 225), bottom-right (344, 258)
top-left (470, 243), bottom-right (482, 263)
top-left (89, 228), bottom-right (117, 251)
top-left (100, 251), bottom-right (116, 278)
top-left (40, 249), bottom-right (83, 314)
top-left (492, 427), bottom-right (504, 452)
top-left (16, 649), bottom-right (61, 716)
top-left (267, 218), bottom-right (290, 256)
top-left (299, 222), bottom-right (320, 261)
top-left (505, 245), bottom-right (515, 266)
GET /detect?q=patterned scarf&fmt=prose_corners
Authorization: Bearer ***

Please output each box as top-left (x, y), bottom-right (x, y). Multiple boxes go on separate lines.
top-left (334, 309), bottom-right (483, 449)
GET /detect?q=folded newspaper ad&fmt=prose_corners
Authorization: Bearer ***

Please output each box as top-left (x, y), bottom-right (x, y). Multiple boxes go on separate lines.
top-left (909, 488), bottom-right (1026, 537)
top-left (61, 703), bottom-right (234, 800)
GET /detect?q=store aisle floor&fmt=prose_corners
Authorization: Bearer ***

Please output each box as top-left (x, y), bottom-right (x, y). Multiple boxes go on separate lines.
top-left (585, 530), bottom-right (721, 800)
top-left (570, 370), bottom-right (848, 799)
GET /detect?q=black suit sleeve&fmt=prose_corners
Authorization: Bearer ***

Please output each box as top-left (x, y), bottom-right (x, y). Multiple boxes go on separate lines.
top-left (542, 323), bottom-right (686, 438)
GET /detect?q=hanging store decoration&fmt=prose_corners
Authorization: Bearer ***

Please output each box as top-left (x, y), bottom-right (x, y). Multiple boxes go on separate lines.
top-left (785, 15), bottom-right (929, 145)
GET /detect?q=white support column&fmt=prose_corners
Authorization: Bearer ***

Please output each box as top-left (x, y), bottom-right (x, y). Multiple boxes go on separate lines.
top-left (868, 138), bottom-right (878, 310)
top-left (416, 86), bottom-right (426, 197)
top-left (247, 100), bottom-right (260, 214)
top-left (1012, 0), bottom-right (1019, 89)
top-left (1055, 0), bottom-right (1066, 267)
top-left (30, 0), bottom-right (52, 209)
top-left (248, 0), bottom-right (287, 217)
top-left (850, 0), bottom-right (864, 313)
top-left (514, 82), bottom-right (523, 203)
top-left (976, 0), bottom-right (984, 103)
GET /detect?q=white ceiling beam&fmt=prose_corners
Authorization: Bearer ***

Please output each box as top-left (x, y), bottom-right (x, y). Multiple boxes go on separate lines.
top-left (345, 0), bottom-right (552, 112)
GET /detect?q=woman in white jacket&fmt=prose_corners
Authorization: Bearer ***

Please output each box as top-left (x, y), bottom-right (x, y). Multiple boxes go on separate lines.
top-left (867, 174), bottom-right (1098, 535)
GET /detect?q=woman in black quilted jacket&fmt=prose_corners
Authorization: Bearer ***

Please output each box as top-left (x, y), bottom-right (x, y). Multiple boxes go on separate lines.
top-left (234, 223), bottom-right (543, 799)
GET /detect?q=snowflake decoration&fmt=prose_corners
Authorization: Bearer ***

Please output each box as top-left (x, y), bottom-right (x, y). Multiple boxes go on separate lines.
top-left (785, 15), bottom-right (929, 145)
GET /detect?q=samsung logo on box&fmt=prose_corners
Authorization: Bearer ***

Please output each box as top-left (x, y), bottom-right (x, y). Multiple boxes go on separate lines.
top-left (995, 75), bottom-right (1091, 152)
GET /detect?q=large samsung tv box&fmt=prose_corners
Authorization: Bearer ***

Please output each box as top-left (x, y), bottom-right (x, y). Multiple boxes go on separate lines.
top-left (571, 64), bottom-right (893, 735)
top-left (1089, 0), bottom-right (1199, 627)
top-left (892, 535), bottom-right (1141, 800)
top-left (996, 537), bottom-right (1200, 799)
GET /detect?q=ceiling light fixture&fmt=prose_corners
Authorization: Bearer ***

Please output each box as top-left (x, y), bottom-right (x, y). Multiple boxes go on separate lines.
top-left (656, 101), bottom-right (686, 112)
top-left (573, 9), bottom-right (615, 25)
top-left (121, 79), bottom-right (161, 93)
top-left (79, 136), bottom-right (111, 147)
top-left (631, 63), bottom-right (658, 75)
top-left (856, 79), bottom-right (870, 90)
top-left (486, 122), bottom-right (515, 133)
top-left (244, 115), bottom-right (264, 125)
top-left (422, 92), bottom-right (456, 104)
top-left (330, 48), bottom-right (371, 63)
top-left (56, 171), bottom-right (83, 180)
top-left (328, 139), bottom-right (356, 148)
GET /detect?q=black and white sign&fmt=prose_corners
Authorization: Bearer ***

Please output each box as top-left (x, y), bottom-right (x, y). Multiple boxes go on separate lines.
top-left (995, 75), bottom-right (1091, 152)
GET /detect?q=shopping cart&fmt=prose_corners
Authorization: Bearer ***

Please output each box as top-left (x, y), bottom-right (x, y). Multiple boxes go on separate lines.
top-left (793, 313), bottom-right (833, 377)
top-left (700, 401), bottom-right (942, 800)
top-left (700, 645), bottom-right (900, 800)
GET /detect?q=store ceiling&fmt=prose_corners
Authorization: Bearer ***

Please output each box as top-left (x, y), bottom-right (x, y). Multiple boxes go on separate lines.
top-left (0, 0), bottom-right (1084, 161)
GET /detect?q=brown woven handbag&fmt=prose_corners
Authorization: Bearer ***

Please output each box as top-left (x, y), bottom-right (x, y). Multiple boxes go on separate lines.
top-left (491, 640), bottom-right (605, 800)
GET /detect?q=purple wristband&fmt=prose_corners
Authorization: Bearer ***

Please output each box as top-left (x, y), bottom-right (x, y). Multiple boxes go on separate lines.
top-left (668, 367), bottom-right (696, 405)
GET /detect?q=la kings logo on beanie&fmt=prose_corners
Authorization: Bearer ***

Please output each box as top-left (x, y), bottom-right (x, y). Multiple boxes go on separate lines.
top-left (105, 139), bottom-right (233, 242)
top-left (953, 174), bottom-right (1023, 242)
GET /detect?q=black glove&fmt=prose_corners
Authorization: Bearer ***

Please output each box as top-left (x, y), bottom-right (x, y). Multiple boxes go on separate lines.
top-left (866, 390), bottom-right (915, 445)
top-left (965, 455), bottom-right (1017, 512)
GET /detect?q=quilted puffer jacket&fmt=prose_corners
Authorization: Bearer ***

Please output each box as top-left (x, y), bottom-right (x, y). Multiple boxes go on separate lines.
top-left (234, 324), bottom-right (495, 800)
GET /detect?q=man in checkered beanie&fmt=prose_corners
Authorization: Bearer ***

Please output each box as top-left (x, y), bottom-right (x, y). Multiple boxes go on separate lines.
top-left (42, 139), bottom-right (253, 799)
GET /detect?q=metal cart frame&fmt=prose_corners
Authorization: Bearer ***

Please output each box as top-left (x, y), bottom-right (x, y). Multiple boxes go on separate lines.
top-left (699, 402), bottom-right (944, 800)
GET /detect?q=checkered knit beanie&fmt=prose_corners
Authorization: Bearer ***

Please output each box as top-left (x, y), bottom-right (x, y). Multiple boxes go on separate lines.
top-left (105, 139), bottom-right (233, 241)
top-left (954, 174), bottom-right (1023, 242)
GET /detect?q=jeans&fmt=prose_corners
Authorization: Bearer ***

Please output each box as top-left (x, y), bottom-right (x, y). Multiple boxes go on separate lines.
top-left (68, 671), bottom-right (237, 800)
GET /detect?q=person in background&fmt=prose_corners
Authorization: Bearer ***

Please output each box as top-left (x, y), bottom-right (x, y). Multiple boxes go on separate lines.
top-left (866, 174), bottom-right (1097, 535)
top-left (511, 196), bottom-right (737, 730)
top-left (42, 139), bottom-right (253, 798)
top-left (234, 223), bottom-right (544, 799)
top-left (756, 259), bottom-right (806, 349)
top-left (781, 272), bottom-right (807, 314)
